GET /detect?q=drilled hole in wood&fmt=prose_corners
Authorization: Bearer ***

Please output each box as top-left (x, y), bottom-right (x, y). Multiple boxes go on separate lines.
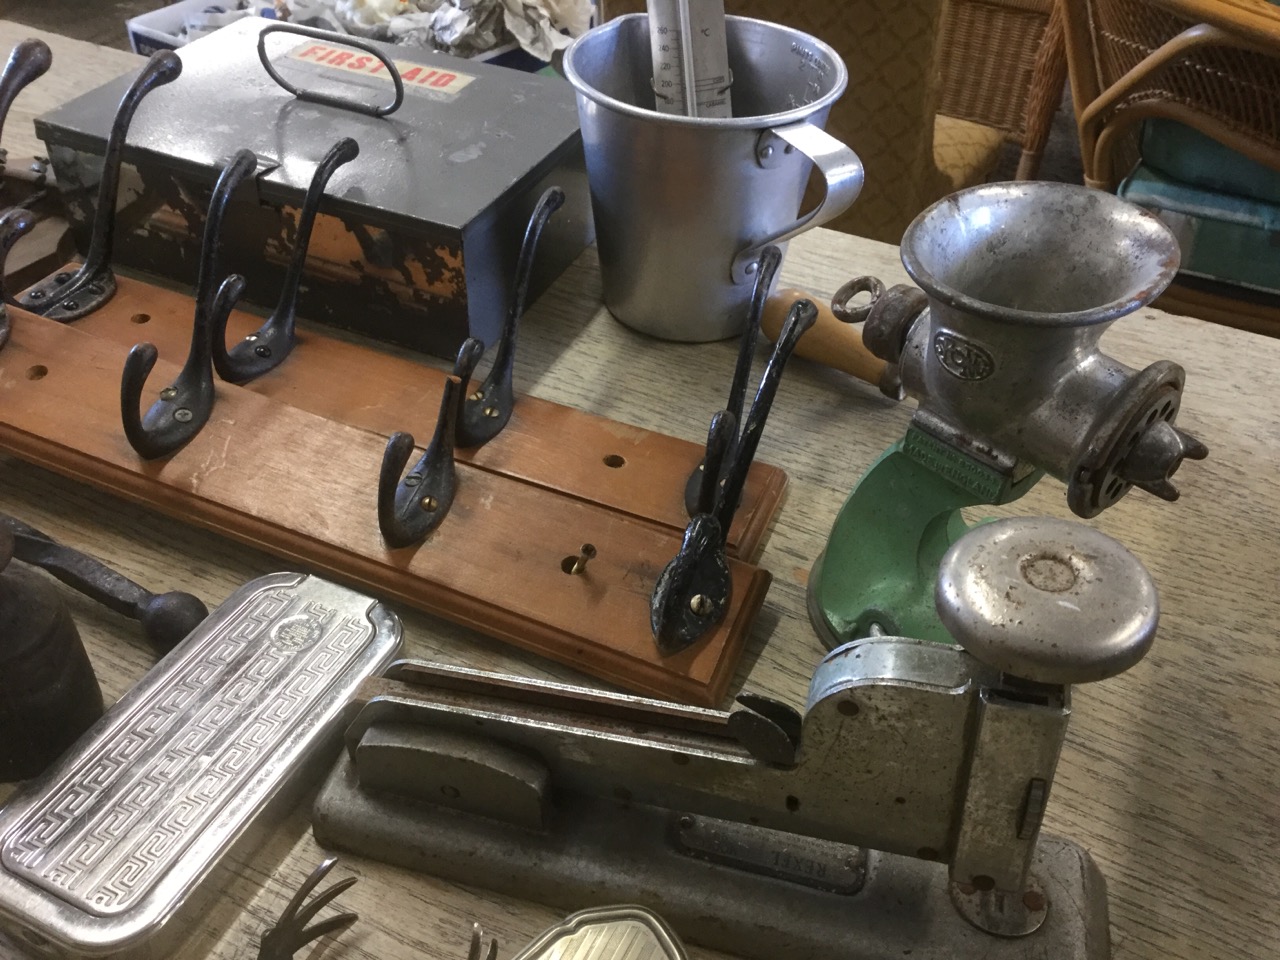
top-left (131, 313), bottom-right (150, 324)
top-left (603, 454), bottom-right (626, 468)
top-left (25, 365), bottom-right (48, 381)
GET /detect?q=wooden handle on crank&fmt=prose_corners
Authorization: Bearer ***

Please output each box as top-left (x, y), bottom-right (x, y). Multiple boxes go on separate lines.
top-left (761, 288), bottom-right (888, 387)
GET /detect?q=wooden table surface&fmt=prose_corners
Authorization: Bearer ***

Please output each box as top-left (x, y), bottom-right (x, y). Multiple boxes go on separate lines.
top-left (2, 20), bottom-right (1278, 960)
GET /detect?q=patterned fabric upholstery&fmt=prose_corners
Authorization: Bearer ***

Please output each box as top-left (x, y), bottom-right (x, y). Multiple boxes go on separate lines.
top-left (936, 116), bottom-right (1005, 194)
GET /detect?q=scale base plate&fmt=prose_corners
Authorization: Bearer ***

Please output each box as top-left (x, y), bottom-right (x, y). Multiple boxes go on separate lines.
top-left (313, 753), bottom-right (1110, 960)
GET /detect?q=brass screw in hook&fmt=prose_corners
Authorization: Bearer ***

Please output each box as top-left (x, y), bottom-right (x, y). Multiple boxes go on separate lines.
top-left (563, 543), bottom-right (597, 575)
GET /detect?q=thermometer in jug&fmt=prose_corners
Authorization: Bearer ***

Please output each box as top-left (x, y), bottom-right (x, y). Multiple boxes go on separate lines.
top-left (647, 0), bottom-right (733, 118)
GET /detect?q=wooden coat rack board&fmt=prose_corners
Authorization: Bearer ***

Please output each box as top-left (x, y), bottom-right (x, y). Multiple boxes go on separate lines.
top-left (0, 270), bottom-right (787, 706)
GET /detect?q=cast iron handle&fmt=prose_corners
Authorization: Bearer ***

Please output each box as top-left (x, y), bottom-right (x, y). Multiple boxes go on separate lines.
top-left (0, 514), bottom-right (209, 655)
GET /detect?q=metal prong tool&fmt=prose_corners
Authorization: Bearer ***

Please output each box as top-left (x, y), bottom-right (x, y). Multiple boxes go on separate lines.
top-left (257, 857), bottom-right (358, 960)
top-left (17, 51), bottom-right (181, 320)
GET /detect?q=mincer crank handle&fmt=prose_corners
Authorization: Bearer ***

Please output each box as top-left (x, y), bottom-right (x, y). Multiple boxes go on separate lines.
top-left (761, 287), bottom-right (889, 388)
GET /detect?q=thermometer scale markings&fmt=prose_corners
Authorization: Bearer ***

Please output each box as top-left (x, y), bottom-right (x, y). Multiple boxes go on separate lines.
top-left (647, 0), bottom-right (732, 118)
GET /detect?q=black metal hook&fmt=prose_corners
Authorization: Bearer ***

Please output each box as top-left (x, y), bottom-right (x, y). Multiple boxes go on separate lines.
top-left (121, 274), bottom-right (244, 460)
top-left (119, 149), bottom-right (257, 460)
top-left (651, 410), bottom-right (736, 655)
top-left (0, 39), bottom-right (52, 156)
top-left (18, 50), bottom-right (181, 320)
top-left (0, 206), bottom-right (34, 350)
top-left (213, 137), bottom-right (359, 384)
top-left (257, 857), bottom-right (358, 960)
top-left (683, 244), bottom-right (784, 515)
top-left (378, 338), bottom-right (484, 548)
top-left (192, 149), bottom-right (260, 305)
top-left (455, 185), bottom-right (565, 449)
top-left (715, 297), bottom-right (818, 531)
top-left (653, 298), bottom-right (818, 655)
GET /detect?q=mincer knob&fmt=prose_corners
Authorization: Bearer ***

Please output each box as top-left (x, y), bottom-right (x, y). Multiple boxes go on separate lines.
top-left (935, 517), bottom-right (1158, 685)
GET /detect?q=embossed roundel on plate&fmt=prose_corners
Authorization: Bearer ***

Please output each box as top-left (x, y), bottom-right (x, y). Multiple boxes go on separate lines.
top-left (933, 330), bottom-right (995, 381)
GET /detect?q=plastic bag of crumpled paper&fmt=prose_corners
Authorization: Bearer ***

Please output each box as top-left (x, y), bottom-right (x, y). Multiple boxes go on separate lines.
top-left (180, 1), bottom-right (274, 43)
top-left (274, 0), bottom-right (592, 60)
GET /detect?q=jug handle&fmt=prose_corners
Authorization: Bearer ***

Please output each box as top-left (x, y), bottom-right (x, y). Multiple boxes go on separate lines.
top-left (730, 122), bottom-right (864, 284)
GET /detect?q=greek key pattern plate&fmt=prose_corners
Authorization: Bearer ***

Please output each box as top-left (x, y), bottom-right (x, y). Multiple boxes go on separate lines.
top-left (1, 586), bottom-right (373, 915)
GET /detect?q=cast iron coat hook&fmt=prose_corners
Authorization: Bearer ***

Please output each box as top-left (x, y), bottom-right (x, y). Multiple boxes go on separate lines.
top-left (121, 274), bottom-right (245, 460)
top-left (0, 39), bottom-right (53, 340)
top-left (212, 137), bottom-right (360, 384)
top-left (0, 207), bottom-right (34, 349)
top-left (455, 185), bottom-right (565, 448)
top-left (653, 298), bottom-right (818, 655)
top-left (714, 298), bottom-right (818, 531)
top-left (683, 244), bottom-right (784, 516)
top-left (17, 50), bottom-right (182, 320)
top-left (120, 149), bottom-right (258, 460)
top-left (0, 39), bottom-right (52, 156)
top-left (378, 338), bottom-right (484, 548)
top-left (651, 410), bottom-right (736, 654)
